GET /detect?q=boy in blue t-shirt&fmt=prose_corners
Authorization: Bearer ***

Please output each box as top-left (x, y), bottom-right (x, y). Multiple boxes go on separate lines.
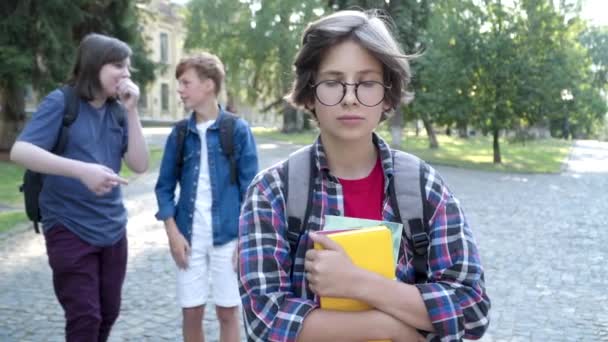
top-left (10, 33), bottom-right (149, 341)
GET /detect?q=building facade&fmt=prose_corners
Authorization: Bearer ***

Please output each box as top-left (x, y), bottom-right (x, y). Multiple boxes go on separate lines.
top-left (137, 0), bottom-right (187, 122)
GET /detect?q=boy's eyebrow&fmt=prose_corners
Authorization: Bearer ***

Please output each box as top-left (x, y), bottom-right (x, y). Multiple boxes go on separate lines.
top-left (317, 69), bottom-right (383, 78)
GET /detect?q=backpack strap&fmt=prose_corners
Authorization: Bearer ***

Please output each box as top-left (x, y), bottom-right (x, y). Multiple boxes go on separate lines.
top-left (285, 145), bottom-right (315, 264)
top-left (219, 114), bottom-right (237, 184)
top-left (174, 119), bottom-right (189, 180)
top-left (390, 150), bottom-right (430, 284)
top-left (24, 86), bottom-right (79, 234)
top-left (53, 85), bottom-right (80, 155)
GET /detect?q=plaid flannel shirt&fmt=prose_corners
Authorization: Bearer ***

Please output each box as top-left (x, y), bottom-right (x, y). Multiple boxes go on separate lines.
top-left (238, 134), bottom-right (490, 342)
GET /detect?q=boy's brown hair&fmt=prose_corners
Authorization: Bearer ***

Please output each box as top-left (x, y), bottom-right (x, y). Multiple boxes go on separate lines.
top-left (70, 33), bottom-right (132, 101)
top-left (176, 52), bottom-right (225, 95)
top-left (287, 10), bottom-right (414, 120)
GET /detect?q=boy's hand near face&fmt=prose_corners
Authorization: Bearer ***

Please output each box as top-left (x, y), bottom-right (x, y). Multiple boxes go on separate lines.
top-left (117, 78), bottom-right (140, 112)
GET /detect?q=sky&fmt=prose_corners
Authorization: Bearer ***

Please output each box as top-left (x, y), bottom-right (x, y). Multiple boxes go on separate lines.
top-left (170, 0), bottom-right (608, 27)
top-left (580, 0), bottom-right (608, 26)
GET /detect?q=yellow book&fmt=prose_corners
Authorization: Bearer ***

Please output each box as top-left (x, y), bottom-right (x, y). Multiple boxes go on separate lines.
top-left (313, 225), bottom-right (395, 311)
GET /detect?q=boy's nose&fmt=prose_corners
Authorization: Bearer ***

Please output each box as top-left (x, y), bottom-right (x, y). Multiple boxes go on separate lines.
top-left (341, 84), bottom-right (358, 106)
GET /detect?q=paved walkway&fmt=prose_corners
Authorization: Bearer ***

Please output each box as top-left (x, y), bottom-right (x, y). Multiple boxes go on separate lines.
top-left (1, 135), bottom-right (607, 341)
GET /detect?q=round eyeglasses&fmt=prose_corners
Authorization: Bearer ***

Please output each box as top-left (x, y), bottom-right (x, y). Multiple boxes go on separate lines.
top-left (311, 80), bottom-right (391, 107)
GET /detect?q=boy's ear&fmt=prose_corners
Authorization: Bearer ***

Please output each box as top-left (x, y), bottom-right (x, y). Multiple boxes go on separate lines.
top-left (305, 98), bottom-right (315, 112)
top-left (204, 78), bottom-right (215, 93)
top-left (382, 99), bottom-right (392, 113)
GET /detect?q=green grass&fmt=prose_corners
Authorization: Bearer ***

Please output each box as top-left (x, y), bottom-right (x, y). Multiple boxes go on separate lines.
top-left (119, 147), bottom-right (164, 179)
top-left (253, 127), bottom-right (572, 174)
top-left (0, 211), bottom-right (27, 233)
top-left (394, 133), bottom-right (570, 173)
top-left (252, 126), bottom-right (319, 145)
top-left (0, 161), bottom-right (24, 207)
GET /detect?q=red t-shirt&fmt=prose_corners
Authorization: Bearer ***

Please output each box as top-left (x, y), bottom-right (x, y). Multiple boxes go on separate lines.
top-left (338, 157), bottom-right (384, 220)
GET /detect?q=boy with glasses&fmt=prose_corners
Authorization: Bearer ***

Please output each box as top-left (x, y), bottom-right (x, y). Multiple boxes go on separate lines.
top-left (238, 10), bottom-right (490, 342)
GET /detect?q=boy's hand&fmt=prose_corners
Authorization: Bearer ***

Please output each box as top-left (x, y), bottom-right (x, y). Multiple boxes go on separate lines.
top-left (117, 78), bottom-right (140, 112)
top-left (304, 232), bottom-right (361, 298)
top-left (79, 163), bottom-right (128, 196)
top-left (168, 229), bottom-right (190, 269)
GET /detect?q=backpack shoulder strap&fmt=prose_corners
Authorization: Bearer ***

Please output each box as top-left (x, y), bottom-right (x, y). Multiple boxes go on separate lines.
top-left (219, 113), bottom-right (238, 184)
top-left (390, 150), bottom-right (430, 283)
top-left (285, 145), bottom-right (315, 262)
top-left (54, 85), bottom-right (80, 155)
top-left (175, 119), bottom-right (189, 179)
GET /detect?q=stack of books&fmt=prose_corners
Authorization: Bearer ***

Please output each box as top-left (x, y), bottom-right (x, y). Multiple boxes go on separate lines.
top-left (313, 225), bottom-right (395, 311)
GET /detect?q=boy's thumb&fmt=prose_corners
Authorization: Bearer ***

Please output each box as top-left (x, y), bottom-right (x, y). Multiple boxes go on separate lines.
top-left (309, 232), bottom-right (343, 252)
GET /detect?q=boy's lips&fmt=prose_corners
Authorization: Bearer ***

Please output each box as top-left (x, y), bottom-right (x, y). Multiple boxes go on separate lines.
top-left (337, 115), bottom-right (364, 120)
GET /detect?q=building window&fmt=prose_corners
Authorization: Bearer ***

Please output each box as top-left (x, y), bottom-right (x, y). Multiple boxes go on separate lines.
top-left (160, 32), bottom-right (169, 64)
top-left (139, 89), bottom-right (148, 109)
top-left (161, 83), bottom-right (169, 111)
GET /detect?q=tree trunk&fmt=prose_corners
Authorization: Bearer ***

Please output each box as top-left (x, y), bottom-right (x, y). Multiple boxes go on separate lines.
top-left (422, 115), bottom-right (438, 149)
top-left (0, 85), bottom-right (26, 152)
top-left (281, 101), bottom-right (298, 133)
top-left (302, 111), bottom-right (312, 130)
top-left (225, 90), bottom-right (237, 113)
top-left (389, 109), bottom-right (403, 149)
top-left (458, 122), bottom-right (468, 138)
top-left (493, 128), bottom-right (502, 164)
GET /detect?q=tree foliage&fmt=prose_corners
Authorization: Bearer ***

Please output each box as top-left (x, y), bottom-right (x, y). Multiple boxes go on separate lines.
top-left (0, 0), bottom-right (155, 151)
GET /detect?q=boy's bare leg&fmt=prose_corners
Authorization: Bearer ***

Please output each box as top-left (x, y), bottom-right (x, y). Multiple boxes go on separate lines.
top-left (216, 305), bottom-right (240, 342)
top-left (183, 305), bottom-right (205, 342)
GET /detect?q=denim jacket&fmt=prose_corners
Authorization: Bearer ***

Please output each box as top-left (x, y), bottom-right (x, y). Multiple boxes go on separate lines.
top-left (155, 107), bottom-right (259, 245)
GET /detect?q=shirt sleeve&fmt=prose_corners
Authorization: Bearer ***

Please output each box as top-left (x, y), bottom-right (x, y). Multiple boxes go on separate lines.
top-left (154, 127), bottom-right (179, 221)
top-left (235, 119), bottom-right (259, 200)
top-left (416, 164), bottom-right (491, 341)
top-left (238, 169), bottom-right (317, 342)
top-left (17, 89), bottom-right (65, 150)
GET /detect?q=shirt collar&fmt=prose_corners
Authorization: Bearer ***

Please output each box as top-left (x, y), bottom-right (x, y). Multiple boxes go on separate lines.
top-left (186, 104), bottom-right (226, 132)
top-left (312, 132), bottom-right (395, 178)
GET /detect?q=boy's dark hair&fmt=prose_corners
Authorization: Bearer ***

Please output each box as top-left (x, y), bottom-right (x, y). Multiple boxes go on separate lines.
top-left (176, 53), bottom-right (225, 96)
top-left (287, 10), bottom-right (414, 120)
top-left (69, 33), bottom-right (132, 101)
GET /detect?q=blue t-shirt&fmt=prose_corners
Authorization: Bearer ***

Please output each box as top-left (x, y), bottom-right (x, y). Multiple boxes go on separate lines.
top-left (17, 89), bottom-right (129, 246)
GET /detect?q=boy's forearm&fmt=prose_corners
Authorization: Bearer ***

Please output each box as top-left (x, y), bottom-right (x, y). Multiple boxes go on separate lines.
top-left (297, 308), bottom-right (409, 342)
top-left (163, 218), bottom-right (179, 236)
top-left (124, 110), bottom-right (149, 173)
top-left (10, 141), bottom-right (85, 179)
top-left (354, 271), bottom-right (434, 332)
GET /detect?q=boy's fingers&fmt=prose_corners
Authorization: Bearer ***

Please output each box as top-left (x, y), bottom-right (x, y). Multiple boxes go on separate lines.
top-left (309, 232), bottom-right (343, 252)
top-left (111, 175), bottom-right (129, 185)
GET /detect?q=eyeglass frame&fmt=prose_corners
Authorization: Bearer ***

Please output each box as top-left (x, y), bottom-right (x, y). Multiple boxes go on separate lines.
top-left (310, 80), bottom-right (392, 107)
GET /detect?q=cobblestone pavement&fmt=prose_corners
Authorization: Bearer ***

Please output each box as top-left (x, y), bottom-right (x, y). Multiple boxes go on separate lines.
top-left (1, 136), bottom-right (607, 341)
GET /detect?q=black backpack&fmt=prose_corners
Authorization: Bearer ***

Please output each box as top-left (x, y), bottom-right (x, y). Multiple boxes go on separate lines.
top-left (284, 145), bottom-right (431, 283)
top-left (174, 113), bottom-right (238, 184)
top-left (19, 86), bottom-right (125, 233)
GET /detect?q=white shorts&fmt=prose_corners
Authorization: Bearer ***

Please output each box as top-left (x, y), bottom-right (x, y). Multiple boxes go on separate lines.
top-left (176, 238), bottom-right (241, 308)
